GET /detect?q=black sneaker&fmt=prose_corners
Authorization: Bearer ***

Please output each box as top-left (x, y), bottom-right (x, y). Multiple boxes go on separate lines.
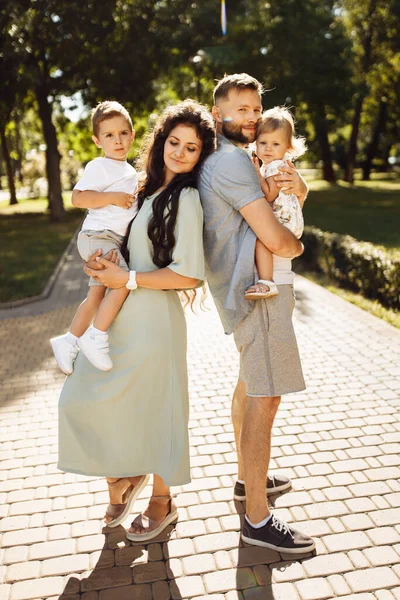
top-left (242, 514), bottom-right (316, 554)
top-left (233, 474), bottom-right (291, 501)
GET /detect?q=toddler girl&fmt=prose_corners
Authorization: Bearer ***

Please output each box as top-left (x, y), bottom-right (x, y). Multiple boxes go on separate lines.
top-left (245, 106), bottom-right (307, 300)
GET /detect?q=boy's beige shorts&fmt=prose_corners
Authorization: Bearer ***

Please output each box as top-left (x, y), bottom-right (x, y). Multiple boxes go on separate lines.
top-left (233, 285), bottom-right (306, 397)
top-left (77, 229), bottom-right (128, 287)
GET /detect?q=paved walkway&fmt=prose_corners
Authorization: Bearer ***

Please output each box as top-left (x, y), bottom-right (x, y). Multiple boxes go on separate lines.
top-left (1, 240), bottom-right (400, 600)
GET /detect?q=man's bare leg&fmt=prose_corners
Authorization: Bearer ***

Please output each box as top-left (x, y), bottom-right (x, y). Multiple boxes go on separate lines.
top-left (241, 393), bottom-right (280, 523)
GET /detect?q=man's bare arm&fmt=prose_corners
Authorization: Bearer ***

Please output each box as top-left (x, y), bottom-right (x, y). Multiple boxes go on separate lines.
top-left (240, 198), bottom-right (303, 258)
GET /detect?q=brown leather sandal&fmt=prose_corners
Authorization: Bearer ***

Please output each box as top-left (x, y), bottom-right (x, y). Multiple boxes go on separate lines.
top-left (126, 494), bottom-right (178, 542)
top-left (104, 474), bottom-right (150, 528)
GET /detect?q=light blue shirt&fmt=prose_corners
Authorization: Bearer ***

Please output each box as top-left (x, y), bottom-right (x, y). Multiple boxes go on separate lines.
top-left (198, 134), bottom-right (264, 334)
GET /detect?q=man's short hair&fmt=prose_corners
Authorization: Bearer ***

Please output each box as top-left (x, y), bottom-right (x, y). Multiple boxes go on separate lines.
top-left (213, 73), bottom-right (264, 105)
top-left (91, 101), bottom-right (133, 137)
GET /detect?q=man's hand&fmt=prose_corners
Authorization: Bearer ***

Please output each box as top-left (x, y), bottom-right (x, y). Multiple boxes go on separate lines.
top-left (274, 161), bottom-right (308, 204)
top-left (113, 192), bottom-right (135, 209)
top-left (84, 257), bottom-right (129, 288)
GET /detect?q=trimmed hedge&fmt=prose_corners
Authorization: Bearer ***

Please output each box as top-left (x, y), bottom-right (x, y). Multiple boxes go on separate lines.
top-left (294, 226), bottom-right (400, 310)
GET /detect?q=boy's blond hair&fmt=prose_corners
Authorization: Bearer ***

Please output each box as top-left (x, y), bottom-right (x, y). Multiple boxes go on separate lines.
top-left (258, 106), bottom-right (307, 160)
top-left (91, 101), bottom-right (133, 137)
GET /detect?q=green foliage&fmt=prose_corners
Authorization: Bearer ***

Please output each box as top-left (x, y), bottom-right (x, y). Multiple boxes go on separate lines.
top-left (0, 207), bottom-right (83, 303)
top-left (296, 226), bottom-right (400, 309)
top-left (304, 177), bottom-right (400, 249)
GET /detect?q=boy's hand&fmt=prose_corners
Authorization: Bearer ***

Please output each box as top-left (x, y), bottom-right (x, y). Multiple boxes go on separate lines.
top-left (84, 249), bottom-right (120, 271)
top-left (113, 193), bottom-right (135, 209)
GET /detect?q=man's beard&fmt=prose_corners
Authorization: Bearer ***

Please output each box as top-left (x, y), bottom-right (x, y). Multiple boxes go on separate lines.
top-left (221, 120), bottom-right (256, 145)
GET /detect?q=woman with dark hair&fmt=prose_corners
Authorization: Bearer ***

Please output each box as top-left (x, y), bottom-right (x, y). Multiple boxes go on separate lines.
top-left (58, 100), bottom-right (216, 542)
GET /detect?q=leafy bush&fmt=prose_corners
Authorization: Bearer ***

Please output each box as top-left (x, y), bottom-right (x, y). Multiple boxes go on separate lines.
top-left (294, 226), bottom-right (400, 310)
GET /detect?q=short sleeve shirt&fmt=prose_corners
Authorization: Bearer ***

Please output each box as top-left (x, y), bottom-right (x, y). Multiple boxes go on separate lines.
top-left (75, 157), bottom-right (138, 236)
top-left (198, 134), bottom-right (264, 334)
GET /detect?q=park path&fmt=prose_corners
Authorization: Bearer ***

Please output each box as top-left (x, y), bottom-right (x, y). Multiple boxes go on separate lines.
top-left (1, 237), bottom-right (400, 600)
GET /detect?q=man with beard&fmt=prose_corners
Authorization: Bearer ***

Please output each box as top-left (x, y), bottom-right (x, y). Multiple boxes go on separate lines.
top-left (199, 74), bottom-right (315, 554)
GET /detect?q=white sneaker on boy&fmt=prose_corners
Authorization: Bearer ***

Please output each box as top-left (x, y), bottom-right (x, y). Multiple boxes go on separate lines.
top-left (77, 327), bottom-right (113, 371)
top-left (50, 334), bottom-right (79, 376)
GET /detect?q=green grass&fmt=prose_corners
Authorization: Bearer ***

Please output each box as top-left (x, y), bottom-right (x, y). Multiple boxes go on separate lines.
top-left (304, 178), bottom-right (400, 250)
top-left (303, 271), bottom-right (400, 329)
top-left (0, 194), bottom-right (84, 303)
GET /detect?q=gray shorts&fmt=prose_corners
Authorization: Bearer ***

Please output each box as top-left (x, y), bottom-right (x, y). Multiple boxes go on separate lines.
top-left (233, 285), bottom-right (305, 397)
top-left (77, 229), bottom-right (129, 287)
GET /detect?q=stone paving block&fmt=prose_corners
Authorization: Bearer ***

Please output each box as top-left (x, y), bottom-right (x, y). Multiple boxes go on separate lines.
top-left (304, 500), bottom-right (349, 519)
top-left (270, 561), bottom-right (306, 583)
top-left (243, 583), bottom-right (299, 600)
top-left (81, 566), bottom-right (132, 592)
top-left (170, 575), bottom-right (205, 598)
top-left (345, 566), bottom-right (399, 593)
top-left (182, 553), bottom-right (216, 575)
top-left (9, 576), bottom-right (64, 600)
top-left (327, 574), bottom-right (352, 596)
top-left (324, 531), bottom-right (373, 553)
top-left (41, 553), bottom-right (90, 577)
top-left (204, 568), bottom-right (257, 594)
top-left (0, 584), bottom-right (11, 600)
top-left (8, 499), bottom-right (52, 516)
top-left (0, 517), bottom-right (30, 533)
top-left (194, 531), bottom-right (239, 554)
top-left (162, 538), bottom-right (194, 559)
top-left (295, 577), bottom-right (334, 600)
top-left (114, 545), bottom-right (146, 567)
top-left (175, 518), bottom-right (207, 538)
top-left (132, 561), bottom-right (167, 584)
top-left (187, 502), bottom-right (231, 520)
top-left (89, 550), bottom-right (114, 570)
top-left (341, 513), bottom-right (375, 531)
top-left (303, 552), bottom-right (354, 578)
top-left (366, 527), bottom-right (400, 546)
top-left (345, 497), bottom-right (379, 513)
top-left (369, 508), bottom-right (400, 527)
top-left (6, 561), bottom-right (41, 582)
top-left (28, 538), bottom-right (76, 560)
top-left (76, 534), bottom-right (105, 554)
top-left (230, 546), bottom-right (279, 568)
top-left (363, 545), bottom-right (400, 566)
top-left (3, 546), bottom-right (28, 565)
top-left (99, 584), bottom-right (152, 600)
top-left (152, 581), bottom-right (171, 600)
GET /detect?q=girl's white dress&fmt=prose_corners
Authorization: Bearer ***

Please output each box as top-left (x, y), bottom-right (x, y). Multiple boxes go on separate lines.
top-left (261, 159), bottom-right (304, 238)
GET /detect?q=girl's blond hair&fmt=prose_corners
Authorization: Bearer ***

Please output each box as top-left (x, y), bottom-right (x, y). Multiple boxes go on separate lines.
top-left (258, 106), bottom-right (307, 160)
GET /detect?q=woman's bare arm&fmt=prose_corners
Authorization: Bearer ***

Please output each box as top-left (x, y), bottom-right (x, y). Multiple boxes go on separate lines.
top-left (84, 257), bottom-right (199, 290)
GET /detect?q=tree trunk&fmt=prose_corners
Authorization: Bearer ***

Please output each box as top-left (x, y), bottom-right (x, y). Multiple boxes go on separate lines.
top-left (314, 109), bottom-right (336, 183)
top-left (0, 124), bottom-right (17, 205)
top-left (344, 0), bottom-right (376, 184)
top-left (362, 98), bottom-right (388, 180)
top-left (14, 111), bottom-right (24, 184)
top-left (344, 95), bottom-right (364, 184)
top-left (35, 83), bottom-right (65, 221)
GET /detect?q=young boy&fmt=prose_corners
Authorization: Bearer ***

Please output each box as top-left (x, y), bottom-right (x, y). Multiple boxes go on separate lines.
top-left (50, 101), bottom-right (138, 374)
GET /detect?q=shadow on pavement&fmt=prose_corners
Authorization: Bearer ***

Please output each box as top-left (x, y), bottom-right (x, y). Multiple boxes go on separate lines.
top-left (234, 494), bottom-right (315, 599)
top-left (58, 523), bottom-right (182, 599)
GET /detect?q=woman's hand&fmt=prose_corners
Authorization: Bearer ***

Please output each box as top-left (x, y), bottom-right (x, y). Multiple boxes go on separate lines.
top-left (274, 161), bottom-right (308, 203)
top-left (84, 257), bottom-right (129, 289)
top-left (85, 249), bottom-right (120, 271)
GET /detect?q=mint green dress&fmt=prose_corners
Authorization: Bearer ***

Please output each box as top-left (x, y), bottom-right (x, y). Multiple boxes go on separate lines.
top-left (58, 188), bottom-right (204, 486)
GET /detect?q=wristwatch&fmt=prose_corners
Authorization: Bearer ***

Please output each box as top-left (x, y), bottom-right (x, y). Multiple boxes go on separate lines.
top-left (126, 270), bottom-right (138, 290)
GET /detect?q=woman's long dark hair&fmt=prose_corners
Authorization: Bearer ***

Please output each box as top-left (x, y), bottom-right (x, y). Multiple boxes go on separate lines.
top-left (121, 100), bottom-right (216, 273)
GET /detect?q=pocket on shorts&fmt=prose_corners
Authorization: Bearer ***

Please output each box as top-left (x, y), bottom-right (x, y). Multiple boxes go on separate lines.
top-left (233, 313), bottom-right (255, 350)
